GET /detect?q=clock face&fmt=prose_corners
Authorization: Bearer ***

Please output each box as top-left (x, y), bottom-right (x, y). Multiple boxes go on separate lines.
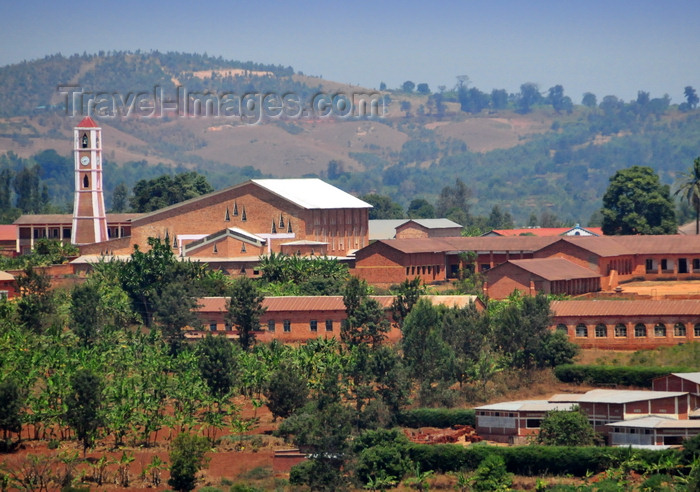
top-left (80, 156), bottom-right (90, 166)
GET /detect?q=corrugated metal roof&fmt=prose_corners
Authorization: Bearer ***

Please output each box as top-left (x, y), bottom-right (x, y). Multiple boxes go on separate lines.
top-left (404, 219), bottom-right (463, 229)
top-left (611, 235), bottom-right (700, 254)
top-left (607, 417), bottom-right (700, 429)
top-left (252, 179), bottom-right (372, 210)
top-left (374, 236), bottom-right (559, 255)
top-left (0, 271), bottom-right (14, 281)
top-left (505, 258), bottom-right (600, 281)
top-left (669, 373), bottom-right (700, 384)
top-left (475, 400), bottom-right (576, 412)
top-left (369, 220), bottom-right (406, 240)
top-left (551, 389), bottom-right (686, 404)
top-left (558, 236), bottom-right (632, 257)
top-left (551, 299), bottom-right (700, 317)
top-left (488, 228), bottom-right (574, 237)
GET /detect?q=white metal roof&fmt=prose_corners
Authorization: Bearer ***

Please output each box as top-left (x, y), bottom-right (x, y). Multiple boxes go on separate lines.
top-left (252, 179), bottom-right (371, 210)
top-left (475, 400), bottom-right (576, 412)
top-left (670, 373), bottom-right (700, 385)
top-left (606, 416), bottom-right (700, 429)
top-left (550, 389), bottom-right (687, 404)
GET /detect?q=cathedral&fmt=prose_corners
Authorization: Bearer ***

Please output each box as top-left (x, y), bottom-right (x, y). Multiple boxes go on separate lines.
top-left (15, 118), bottom-right (372, 274)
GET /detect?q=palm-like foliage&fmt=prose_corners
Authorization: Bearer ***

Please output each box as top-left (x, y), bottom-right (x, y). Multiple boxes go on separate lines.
top-left (675, 157), bottom-right (700, 234)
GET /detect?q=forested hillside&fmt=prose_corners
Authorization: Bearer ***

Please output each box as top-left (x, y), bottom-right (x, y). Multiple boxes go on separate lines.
top-left (0, 51), bottom-right (698, 226)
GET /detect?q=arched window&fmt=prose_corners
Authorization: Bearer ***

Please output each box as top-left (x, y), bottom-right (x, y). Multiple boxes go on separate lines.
top-left (83, 175), bottom-right (89, 188)
top-left (614, 324), bottom-right (627, 337)
top-left (81, 133), bottom-right (88, 148)
top-left (674, 323), bottom-right (687, 337)
top-left (556, 324), bottom-right (568, 334)
top-left (634, 323), bottom-right (646, 338)
top-left (595, 324), bottom-right (607, 338)
top-left (654, 323), bottom-right (667, 337)
top-left (575, 324), bottom-right (588, 338)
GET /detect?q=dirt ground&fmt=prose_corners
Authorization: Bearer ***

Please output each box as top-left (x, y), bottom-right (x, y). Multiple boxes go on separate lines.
top-left (617, 279), bottom-right (700, 297)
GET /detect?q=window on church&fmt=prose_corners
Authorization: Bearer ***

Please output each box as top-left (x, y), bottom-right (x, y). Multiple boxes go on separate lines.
top-left (279, 214), bottom-right (285, 228)
top-left (241, 207), bottom-right (247, 221)
top-left (241, 242), bottom-right (246, 253)
top-left (83, 175), bottom-right (89, 188)
top-left (213, 243), bottom-right (218, 253)
top-left (287, 221), bottom-right (293, 233)
top-left (82, 133), bottom-right (88, 148)
top-left (225, 207), bottom-right (230, 221)
top-left (271, 221), bottom-right (277, 234)
top-left (233, 202), bottom-right (238, 216)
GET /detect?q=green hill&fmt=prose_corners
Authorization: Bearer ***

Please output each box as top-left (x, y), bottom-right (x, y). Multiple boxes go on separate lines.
top-left (0, 51), bottom-right (698, 226)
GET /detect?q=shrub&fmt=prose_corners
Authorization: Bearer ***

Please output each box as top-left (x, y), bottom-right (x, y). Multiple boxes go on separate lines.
top-left (396, 408), bottom-right (475, 428)
top-left (554, 365), bottom-right (691, 388)
top-left (168, 433), bottom-right (211, 492)
top-left (353, 428), bottom-right (412, 485)
top-left (471, 454), bottom-right (512, 492)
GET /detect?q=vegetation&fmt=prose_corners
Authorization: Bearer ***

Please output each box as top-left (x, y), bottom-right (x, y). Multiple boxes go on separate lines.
top-left (168, 433), bottom-right (211, 492)
top-left (554, 364), bottom-right (692, 387)
top-left (601, 165), bottom-right (677, 235)
top-left (536, 406), bottom-right (600, 446)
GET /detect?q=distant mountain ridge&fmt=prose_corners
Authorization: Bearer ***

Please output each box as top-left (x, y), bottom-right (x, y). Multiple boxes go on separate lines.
top-left (0, 51), bottom-right (699, 227)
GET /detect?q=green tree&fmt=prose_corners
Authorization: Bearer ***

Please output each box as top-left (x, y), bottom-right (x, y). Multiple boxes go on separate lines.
top-left (65, 369), bottom-right (103, 455)
top-left (390, 277), bottom-right (422, 330)
top-left (582, 92), bottom-right (597, 108)
top-left (0, 379), bottom-right (23, 441)
top-left (435, 178), bottom-right (471, 225)
top-left (342, 277), bottom-right (390, 348)
top-left (601, 165), bottom-right (677, 235)
top-left (111, 182), bottom-right (128, 212)
top-left (197, 335), bottom-right (238, 399)
top-left (675, 157), bottom-right (700, 234)
top-left (517, 82), bottom-right (541, 114)
top-left (537, 406), bottom-right (599, 446)
top-left (130, 171), bottom-right (213, 213)
top-left (168, 432), bottom-right (211, 492)
top-left (15, 265), bottom-right (56, 333)
top-left (684, 86), bottom-right (699, 110)
top-left (490, 89), bottom-right (508, 110)
top-left (402, 81), bottom-right (415, 93)
top-left (69, 282), bottom-right (103, 345)
top-left (416, 83), bottom-right (430, 94)
top-left (361, 193), bottom-right (404, 220)
top-left (406, 198), bottom-right (435, 219)
top-left (226, 276), bottom-right (266, 351)
top-left (265, 360), bottom-right (308, 420)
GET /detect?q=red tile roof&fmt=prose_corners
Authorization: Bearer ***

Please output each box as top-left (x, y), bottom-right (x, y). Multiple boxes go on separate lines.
top-left (371, 236), bottom-right (558, 255)
top-left (14, 213), bottom-right (142, 225)
top-left (551, 299), bottom-right (700, 317)
top-left (196, 295), bottom-right (482, 313)
top-left (77, 116), bottom-right (99, 128)
top-left (504, 258), bottom-right (600, 281)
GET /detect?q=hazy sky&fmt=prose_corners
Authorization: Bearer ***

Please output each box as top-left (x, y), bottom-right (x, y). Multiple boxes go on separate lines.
top-left (1, 0), bottom-right (698, 103)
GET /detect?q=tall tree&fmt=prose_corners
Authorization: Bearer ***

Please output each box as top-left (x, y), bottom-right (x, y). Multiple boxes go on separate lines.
top-left (342, 276), bottom-right (390, 348)
top-left (65, 369), bottom-right (104, 455)
top-left (402, 81), bottom-right (415, 93)
top-left (111, 182), bottom-right (129, 212)
top-left (581, 92), bottom-right (597, 108)
top-left (390, 277), bottom-right (423, 330)
top-left (406, 198), bottom-right (435, 219)
top-left (70, 282), bottom-right (104, 345)
top-left (197, 335), bottom-right (238, 399)
top-left (517, 83), bottom-right (541, 114)
top-left (226, 276), bottom-right (266, 351)
top-left (0, 379), bottom-right (23, 442)
top-left (601, 165), bottom-right (677, 235)
top-left (675, 157), bottom-right (700, 234)
top-left (435, 178), bottom-right (471, 225)
top-left (684, 86), bottom-right (699, 110)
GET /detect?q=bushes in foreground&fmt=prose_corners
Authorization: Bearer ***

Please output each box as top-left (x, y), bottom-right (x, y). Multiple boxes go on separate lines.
top-left (554, 365), bottom-right (691, 388)
top-left (407, 443), bottom-right (676, 477)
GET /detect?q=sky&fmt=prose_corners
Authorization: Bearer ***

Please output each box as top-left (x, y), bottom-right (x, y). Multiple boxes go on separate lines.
top-left (1, 0), bottom-right (698, 103)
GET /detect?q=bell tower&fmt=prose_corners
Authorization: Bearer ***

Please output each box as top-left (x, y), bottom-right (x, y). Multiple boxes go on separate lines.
top-left (71, 117), bottom-right (108, 245)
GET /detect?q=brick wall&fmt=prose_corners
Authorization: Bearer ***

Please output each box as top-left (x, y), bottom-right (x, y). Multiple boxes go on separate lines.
top-left (485, 263), bottom-right (535, 299)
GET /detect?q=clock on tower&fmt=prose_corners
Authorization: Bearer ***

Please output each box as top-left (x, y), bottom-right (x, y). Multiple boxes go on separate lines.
top-left (71, 117), bottom-right (108, 245)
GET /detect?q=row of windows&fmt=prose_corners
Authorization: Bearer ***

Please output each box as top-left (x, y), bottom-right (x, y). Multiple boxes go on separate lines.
top-left (559, 322), bottom-right (700, 338)
top-left (645, 258), bottom-right (700, 274)
top-left (209, 319), bottom-right (339, 333)
top-left (406, 265), bottom-right (441, 276)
